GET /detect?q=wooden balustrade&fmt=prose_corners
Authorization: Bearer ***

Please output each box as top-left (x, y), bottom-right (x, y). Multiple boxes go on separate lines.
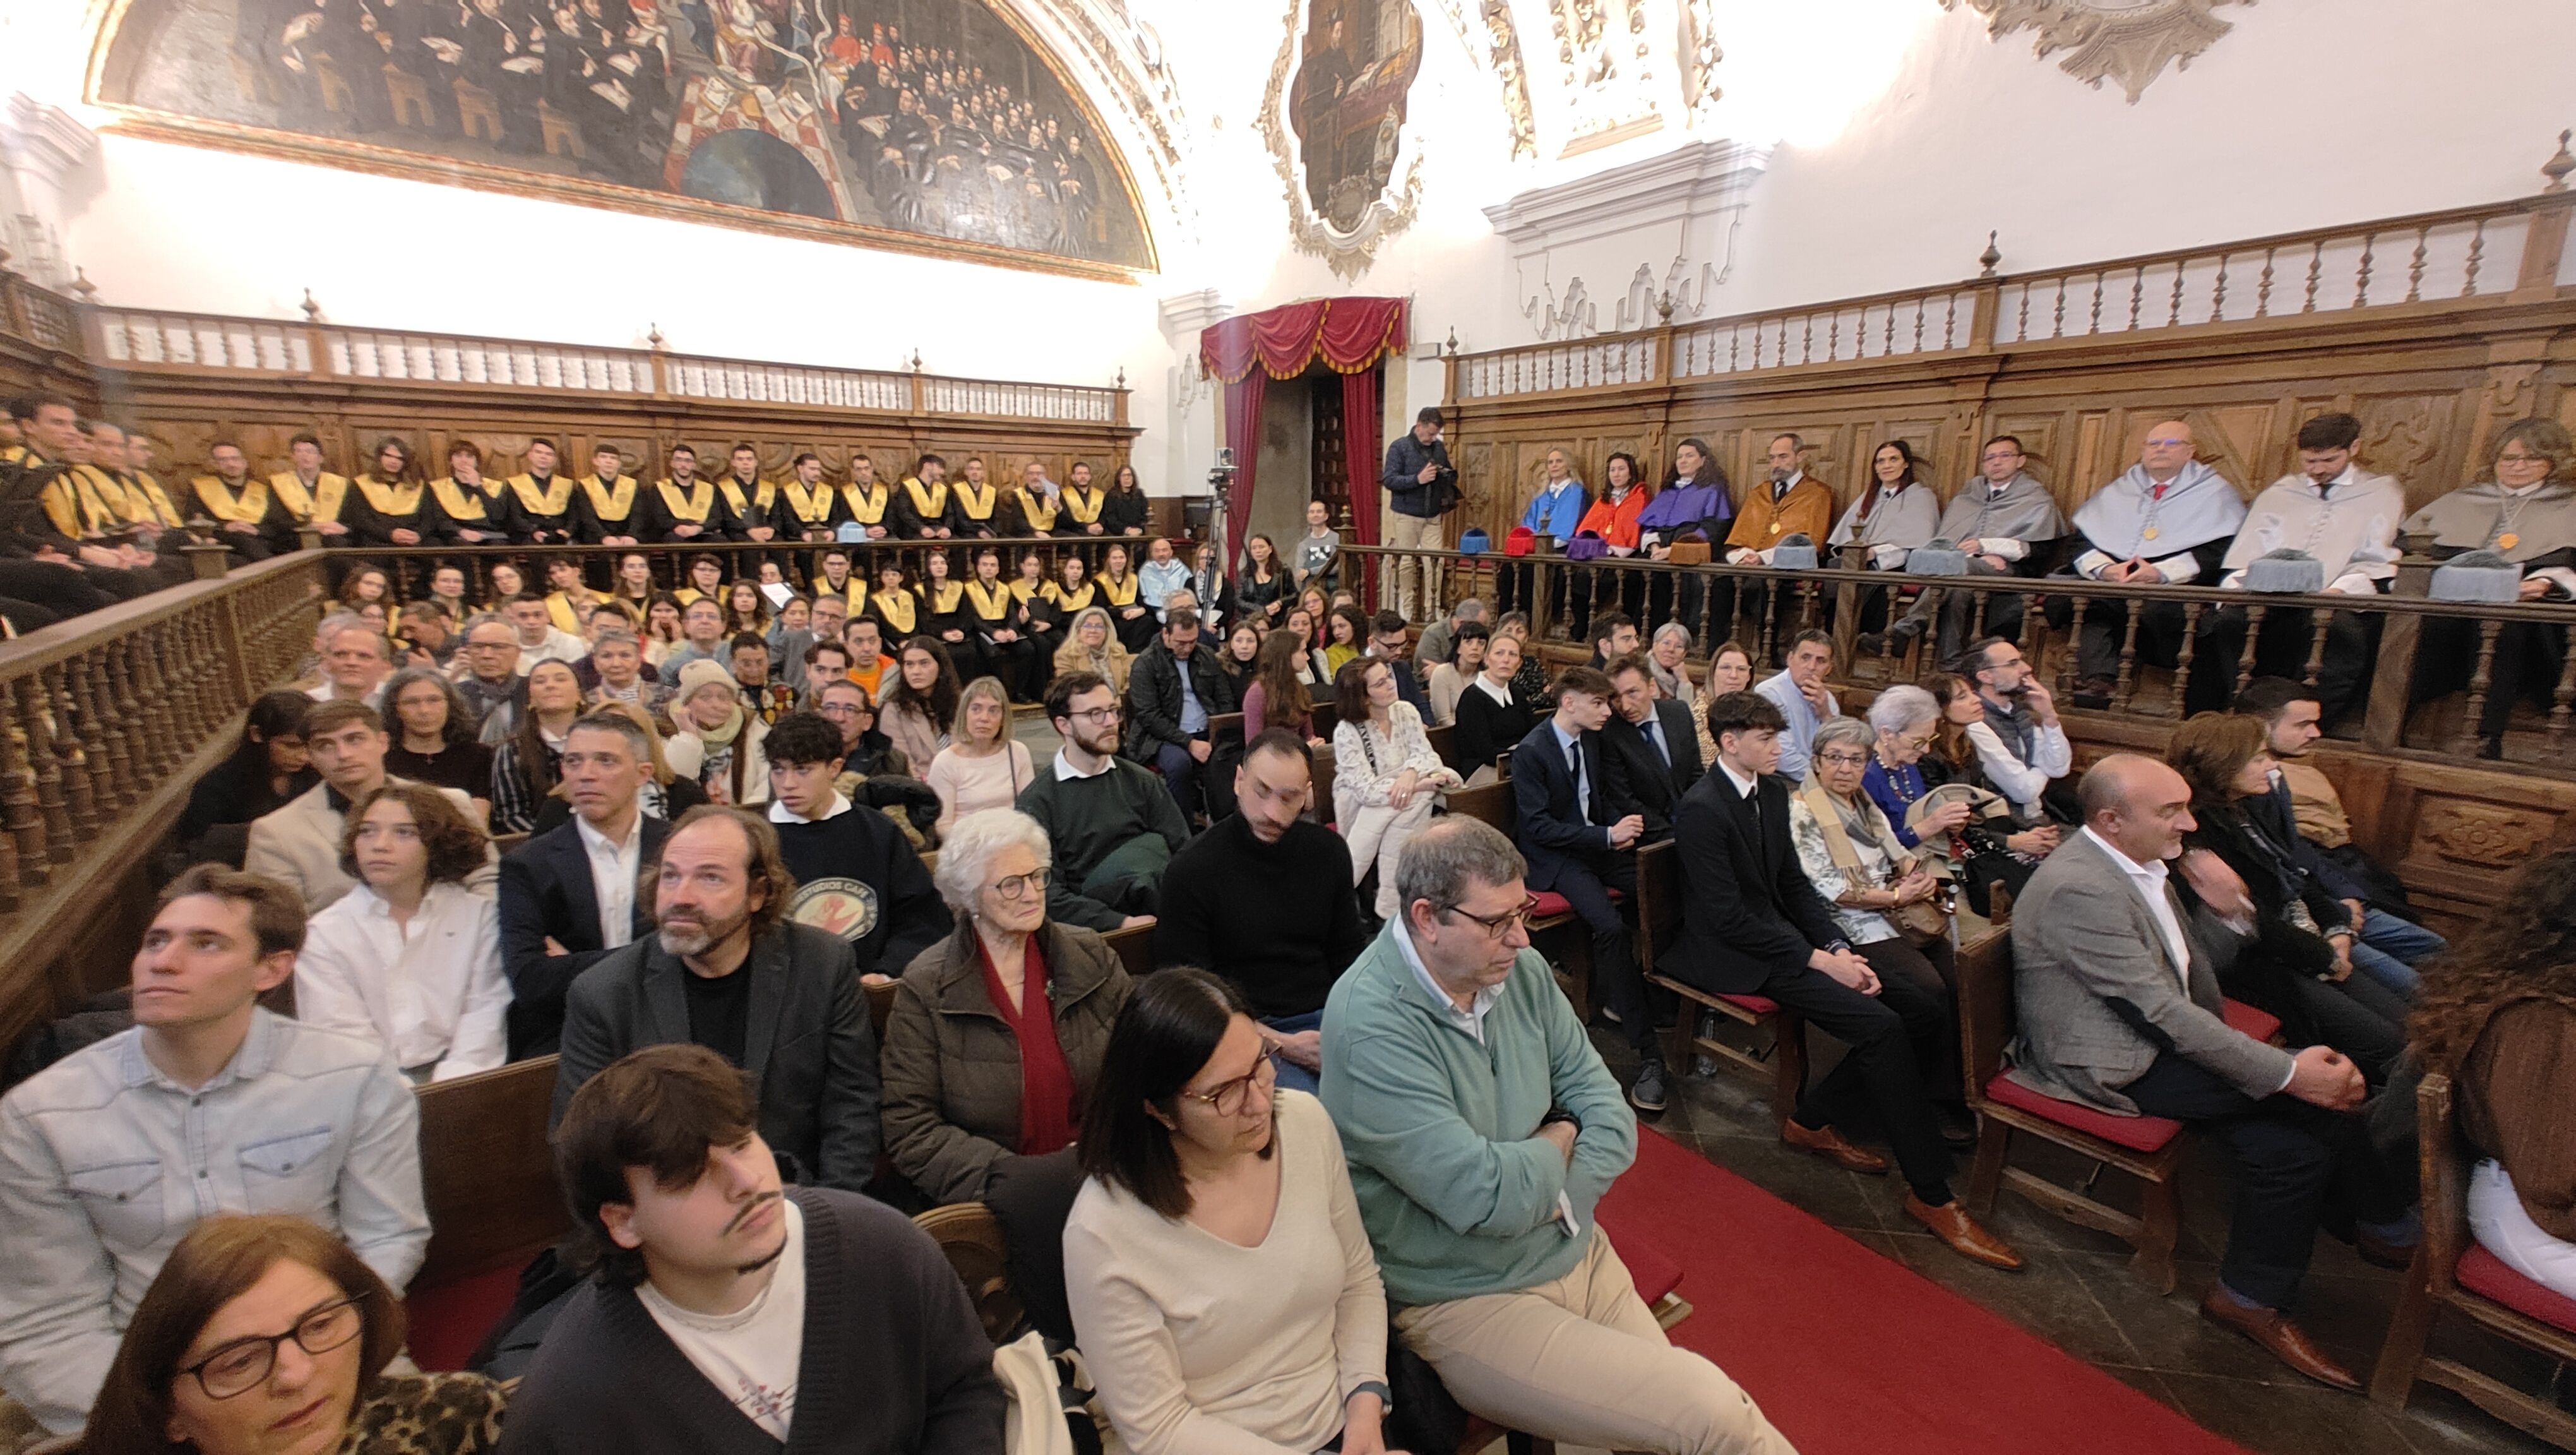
top-left (349, 536), bottom-right (1181, 606)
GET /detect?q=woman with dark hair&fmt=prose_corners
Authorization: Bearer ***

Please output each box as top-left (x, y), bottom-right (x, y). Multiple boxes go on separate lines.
top-left (1064, 969), bottom-right (1392, 1455)
top-left (639, 591), bottom-right (686, 669)
top-left (1333, 657), bottom-right (1460, 919)
top-left (82, 1214), bottom-right (503, 1455)
top-left (383, 667), bottom-right (496, 817)
top-left (344, 438), bottom-right (437, 551)
top-left (1323, 603), bottom-right (1369, 676)
top-left (1236, 532), bottom-right (1291, 629)
top-left (1242, 627), bottom-right (1321, 744)
top-left (338, 565), bottom-right (395, 614)
top-left (1920, 671), bottom-right (1981, 787)
top-left (871, 558), bottom-right (921, 642)
top-left (721, 579), bottom-right (771, 638)
top-left (489, 658), bottom-right (583, 833)
top-left (1217, 618), bottom-right (1264, 700)
top-left (880, 636), bottom-right (962, 781)
top-left (180, 692), bottom-right (319, 852)
top-left (917, 548), bottom-right (976, 677)
top-left (2411, 848), bottom-right (2576, 1298)
top-left (1426, 620), bottom-right (1488, 726)
top-left (1831, 440), bottom-right (1941, 634)
top-left (1104, 462), bottom-right (1151, 537)
top-left (481, 561), bottom-right (525, 611)
top-left (609, 551), bottom-right (657, 619)
top-left (2165, 712), bottom-right (2409, 1084)
top-left (1574, 449), bottom-right (1653, 635)
top-left (1637, 434), bottom-right (1731, 635)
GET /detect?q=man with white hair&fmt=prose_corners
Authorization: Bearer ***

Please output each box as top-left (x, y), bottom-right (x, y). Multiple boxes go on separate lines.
top-left (307, 613), bottom-right (393, 709)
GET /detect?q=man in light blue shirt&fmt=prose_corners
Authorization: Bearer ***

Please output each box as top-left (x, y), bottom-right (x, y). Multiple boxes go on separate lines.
top-left (0, 865), bottom-right (427, 1435)
top-left (1138, 536), bottom-right (1195, 625)
top-left (1754, 628), bottom-right (1839, 781)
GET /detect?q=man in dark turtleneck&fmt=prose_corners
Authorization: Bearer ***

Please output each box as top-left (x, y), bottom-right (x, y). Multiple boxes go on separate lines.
top-left (1154, 729), bottom-right (1368, 1093)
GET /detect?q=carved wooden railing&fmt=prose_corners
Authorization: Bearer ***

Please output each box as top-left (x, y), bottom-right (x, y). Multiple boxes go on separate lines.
top-left (1, 273), bottom-right (85, 357)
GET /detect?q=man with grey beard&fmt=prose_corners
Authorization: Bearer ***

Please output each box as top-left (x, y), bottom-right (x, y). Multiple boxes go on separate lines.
top-left (550, 805), bottom-right (882, 1192)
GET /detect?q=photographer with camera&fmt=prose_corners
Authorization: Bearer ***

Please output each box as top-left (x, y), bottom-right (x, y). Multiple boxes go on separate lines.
top-left (1381, 407), bottom-right (1458, 620)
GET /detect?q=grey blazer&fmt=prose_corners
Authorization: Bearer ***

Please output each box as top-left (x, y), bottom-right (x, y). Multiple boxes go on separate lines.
top-left (2004, 832), bottom-right (2293, 1115)
top-left (245, 779), bottom-right (494, 912)
top-left (551, 922), bottom-right (881, 1191)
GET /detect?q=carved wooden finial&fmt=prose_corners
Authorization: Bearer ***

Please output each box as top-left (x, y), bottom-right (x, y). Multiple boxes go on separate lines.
top-left (647, 322), bottom-right (666, 350)
top-left (68, 268), bottom-right (97, 302)
top-left (1978, 232), bottom-right (2003, 278)
top-left (2546, 130), bottom-right (2575, 194)
top-left (1654, 290), bottom-right (1676, 325)
top-left (299, 287), bottom-right (322, 322)
top-left (910, 349), bottom-right (924, 372)
top-left (1115, 365), bottom-right (1126, 388)
top-left (1443, 327), bottom-right (1459, 356)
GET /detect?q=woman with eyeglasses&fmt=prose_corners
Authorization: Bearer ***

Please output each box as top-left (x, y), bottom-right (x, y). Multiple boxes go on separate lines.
top-left (83, 1214), bottom-right (504, 1455)
top-left (880, 808), bottom-right (1133, 1207)
top-left (1064, 968), bottom-right (1395, 1455)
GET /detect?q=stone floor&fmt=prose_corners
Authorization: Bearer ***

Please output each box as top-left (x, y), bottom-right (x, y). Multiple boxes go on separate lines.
top-left (1589, 1026), bottom-right (2565, 1455)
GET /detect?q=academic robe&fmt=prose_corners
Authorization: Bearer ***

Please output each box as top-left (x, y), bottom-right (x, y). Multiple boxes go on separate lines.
top-left (2220, 469), bottom-right (2405, 593)
top-left (343, 472), bottom-right (438, 547)
top-left (1724, 476), bottom-right (1835, 559)
top-left (894, 476), bottom-right (951, 537)
top-left (838, 482), bottom-right (897, 538)
top-left (637, 477), bottom-right (732, 544)
top-left (427, 476), bottom-right (503, 544)
top-left (813, 572), bottom-right (869, 618)
top-left (573, 474), bottom-right (646, 543)
top-left (2070, 460), bottom-right (2247, 585)
top-left (2403, 478), bottom-right (2576, 597)
top-left (498, 470), bottom-right (581, 544)
top-left (1828, 479), bottom-right (1943, 569)
top-left (871, 582), bottom-right (922, 640)
top-left (114, 470), bottom-right (187, 530)
top-left (948, 477), bottom-right (1003, 537)
top-left (1010, 485), bottom-right (1060, 536)
top-left (1056, 484), bottom-right (1107, 536)
top-left (773, 477), bottom-right (844, 540)
top-left (1931, 472), bottom-right (2066, 570)
top-left (189, 474), bottom-right (304, 556)
top-left (713, 471), bottom-right (777, 542)
top-left (1575, 486), bottom-right (1651, 551)
top-left (270, 470), bottom-right (352, 530)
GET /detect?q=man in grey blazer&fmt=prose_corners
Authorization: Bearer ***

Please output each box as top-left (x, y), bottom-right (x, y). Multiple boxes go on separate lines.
top-left (244, 699), bottom-right (491, 912)
top-left (551, 806), bottom-right (881, 1193)
top-left (2008, 754), bottom-right (2407, 1392)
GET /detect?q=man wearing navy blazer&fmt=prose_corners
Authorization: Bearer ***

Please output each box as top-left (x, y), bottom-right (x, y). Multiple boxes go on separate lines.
top-left (1600, 652), bottom-right (1704, 835)
top-left (1663, 690), bottom-right (2023, 1270)
top-left (1509, 664), bottom-right (1667, 1113)
top-left (498, 710), bottom-right (675, 1058)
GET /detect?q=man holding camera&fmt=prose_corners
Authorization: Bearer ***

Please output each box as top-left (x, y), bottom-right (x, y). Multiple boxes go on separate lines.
top-left (1381, 407), bottom-right (1458, 621)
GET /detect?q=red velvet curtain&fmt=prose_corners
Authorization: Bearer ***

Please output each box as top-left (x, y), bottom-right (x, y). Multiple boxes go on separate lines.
top-left (1221, 372), bottom-right (1265, 567)
top-left (1202, 298), bottom-right (1407, 566)
top-left (1342, 365), bottom-right (1381, 549)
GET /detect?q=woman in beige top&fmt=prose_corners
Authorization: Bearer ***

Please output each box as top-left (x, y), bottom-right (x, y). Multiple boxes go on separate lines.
top-left (1064, 970), bottom-right (1392, 1455)
top-left (1052, 606), bottom-right (1134, 695)
top-left (926, 676), bottom-right (1035, 838)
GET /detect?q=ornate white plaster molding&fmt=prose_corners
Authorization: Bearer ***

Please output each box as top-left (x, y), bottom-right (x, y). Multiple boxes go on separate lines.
top-left (1255, 0), bottom-right (1426, 283)
top-left (0, 93), bottom-right (97, 286)
top-left (1010, 1), bottom-right (1205, 244)
top-left (1943, 0), bottom-right (2253, 104)
top-left (1484, 138), bottom-right (1768, 340)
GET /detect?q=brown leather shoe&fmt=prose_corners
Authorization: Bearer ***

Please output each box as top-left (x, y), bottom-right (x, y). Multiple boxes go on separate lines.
top-left (2197, 1288), bottom-right (2362, 1391)
top-left (1904, 1195), bottom-right (2027, 1270)
top-left (1781, 1120), bottom-right (1887, 1172)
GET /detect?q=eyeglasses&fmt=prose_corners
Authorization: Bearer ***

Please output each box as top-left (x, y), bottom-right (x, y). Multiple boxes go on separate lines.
top-left (180, 1296), bottom-right (364, 1399)
top-left (1815, 751), bottom-right (1869, 768)
top-left (818, 702), bottom-right (869, 718)
top-left (1440, 895), bottom-right (1543, 941)
top-left (1896, 733), bottom-right (1936, 752)
top-left (1066, 705), bottom-right (1121, 724)
top-left (1179, 1045), bottom-right (1280, 1116)
top-left (2497, 451), bottom-right (2546, 465)
top-left (988, 866), bottom-right (1050, 901)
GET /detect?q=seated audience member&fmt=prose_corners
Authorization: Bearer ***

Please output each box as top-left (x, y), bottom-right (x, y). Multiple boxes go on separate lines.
top-left (760, 711), bottom-right (950, 976)
top-left (1155, 731), bottom-right (1366, 1096)
top-left (1829, 441), bottom-right (1942, 632)
top-left (2164, 715), bottom-right (2408, 1086)
top-left (883, 808), bottom-right (1132, 1206)
top-left (528, 701), bottom-right (708, 835)
top-left (2411, 849), bottom-right (2576, 1299)
top-left (553, 806), bottom-right (883, 1192)
top-left (489, 658), bottom-right (585, 835)
top-left (1426, 621), bottom-right (1488, 727)
top-left (1497, 450), bottom-right (1586, 624)
top-left (504, 592), bottom-right (587, 671)
top-left (383, 668), bottom-right (496, 814)
top-left (1052, 604), bottom-right (1133, 695)
top-left (499, 709), bottom-right (674, 1058)
top-left (2200, 412), bottom-right (2403, 722)
top-left (798, 639), bottom-right (853, 709)
top-left (294, 784), bottom-right (508, 1082)
top-left (1647, 623), bottom-right (1700, 712)
top-left (1324, 818), bottom-right (1792, 1454)
top-left (508, 1043), bottom-right (1003, 1452)
top-left (816, 677), bottom-right (909, 779)
top-left (178, 690), bottom-right (316, 856)
top-left (1016, 672), bottom-right (1187, 931)
top-left (2061, 419), bottom-right (2247, 710)
top-left (727, 632), bottom-right (781, 719)
top-left (1335, 657), bottom-right (1462, 920)
top-left (81, 1214), bottom-right (503, 1455)
top-left (1890, 434), bottom-right (2069, 662)
top-left (1216, 619), bottom-right (1263, 704)
top-left (246, 701), bottom-right (487, 913)
top-left (1755, 630), bottom-right (1839, 780)
top-left (1243, 628), bottom-right (1323, 743)
top-left (1139, 536), bottom-right (1193, 625)
top-left (0, 867), bottom-right (429, 1436)
top-left (309, 615), bottom-right (395, 709)
top-left (1511, 666), bottom-right (1666, 1111)
top-left (660, 596), bottom-right (730, 676)
top-left (450, 618), bottom-right (526, 743)
top-left (397, 601), bottom-right (459, 673)
top-left (880, 637), bottom-right (960, 781)
top-left (926, 676), bottom-right (1034, 837)
top-left (2402, 417), bottom-right (2576, 757)
top-left (1602, 652), bottom-right (1705, 835)
top-left (842, 615), bottom-right (898, 702)
top-left (668, 659), bottom-right (771, 807)
top-left (1126, 608), bottom-right (1236, 819)
top-left (1367, 609), bottom-right (1432, 721)
top-left (1452, 627), bottom-right (1533, 789)
top-left (1669, 695), bottom-right (2014, 1265)
top-left (1960, 635), bottom-right (2073, 835)
top-left (584, 627), bottom-right (668, 715)
top-left (1414, 596), bottom-right (1484, 678)
top-left (1857, 685), bottom-right (1975, 854)
top-left (2232, 678), bottom-right (2442, 994)
top-left (2006, 754), bottom-right (2408, 1389)
top-left (1322, 604), bottom-right (1369, 677)
top-left (1066, 970), bottom-right (1393, 1455)
top-left (1583, 611), bottom-right (1642, 671)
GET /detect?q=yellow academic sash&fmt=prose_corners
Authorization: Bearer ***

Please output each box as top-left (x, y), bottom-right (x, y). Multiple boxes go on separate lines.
top-left (925, 582), bottom-right (965, 614)
top-left (507, 472), bottom-right (576, 518)
top-left (963, 578), bottom-right (1013, 623)
top-left (1062, 486), bottom-right (1106, 525)
top-left (546, 589), bottom-right (611, 637)
top-left (122, 471), bottom-right (184, 527)
top-left (779, 479), bottom-right (837, 528)
top-left (74, 465), bottom-right (136, 525)
top-left (816, 577), bottom-right (866, 616)
top-left (1007, 578), bottom-right (1044, 606)
top-left (0, 445), bottom-right (27, 466)
top-left (953, 480), bottom-right (998, 524)
top-left (1044, 581), bottom-right (1095, 614)
top-left (1095, 573), bottom-right (1138, 607)
top-left (715, 474), bottom-right (773, 521)
top-left (1013, 488), bottom-right (1058, 532)
top-left (427, 476), bottom-right (488, 522)
top-left (841, 482), bottom-right (890, 525)
top-left (269, 472), bottom-right (350, 524)
top-left (42, 470), bottom-right (117, 537)
top-left (655, 478), bottom-right (715, 524)
top-left (352, 471), bottom-right (425, 517)
top-left (902, 477), bottom-right (949, 520)
top-left (874, 589), bottom-right (918, 635)
top-left (578, 474), bottom-right (638, 523)
top-left (193, 475), bottom-right (270, 525)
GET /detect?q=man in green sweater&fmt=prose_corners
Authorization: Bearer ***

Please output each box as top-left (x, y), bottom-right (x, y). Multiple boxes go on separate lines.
top-left (1322, 817), bottom-right (1796, 1454)
top-left (1013, 671), bottom-right (1188, 932)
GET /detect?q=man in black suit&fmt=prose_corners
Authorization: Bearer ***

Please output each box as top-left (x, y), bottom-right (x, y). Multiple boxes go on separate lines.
top-left (497, 710), bottom-right (674, 1058)
top-left (1601, 653), bottom-right (1703, 835)
top-left (1665, 691), bottom-right (2024, 1269)
top-left (1509, 665), bottom-right (1668, 1113)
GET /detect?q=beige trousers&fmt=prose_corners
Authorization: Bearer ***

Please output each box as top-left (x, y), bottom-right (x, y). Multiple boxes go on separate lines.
top-left (1394, 1228), bottom-right (1798, 1455)
top-left (1384, 512), bottom-right (1446, 620)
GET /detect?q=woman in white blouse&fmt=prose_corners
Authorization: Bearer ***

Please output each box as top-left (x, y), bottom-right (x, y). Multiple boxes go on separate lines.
top-left (1064, 969), bottom-right (1394, 1455)
top-left (1331, 657), bottom-right (1462, 919)
top-left (293, 782), bottom-right (508, 1082)
top-left (924, 676), bottom-right (1034, 839)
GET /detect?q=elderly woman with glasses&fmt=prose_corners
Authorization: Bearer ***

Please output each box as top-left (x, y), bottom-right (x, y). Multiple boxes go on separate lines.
top-left (1065, 969), bottom-right (1397, 1455)
top-left (81, 1214), bottom-right (503, 1455)
top-left (880, 807), bottom-right (1135, 1207)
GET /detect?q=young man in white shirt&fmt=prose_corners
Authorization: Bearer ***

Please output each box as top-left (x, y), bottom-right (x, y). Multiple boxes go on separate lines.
top-left (505, 592), bottom-right (588, 672)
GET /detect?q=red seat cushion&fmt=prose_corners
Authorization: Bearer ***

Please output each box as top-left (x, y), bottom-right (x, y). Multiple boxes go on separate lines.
top-left (404, 1264), bottom-right (524, 1372)
top-left (2221, 998), bottom-right (2282, 1043)
top-left (1717, 993), bottom-right (1780, 1015)
top-left (2457, 1244), bottom-right (2576, 1335)
top-left (1983, 1072), bottom-right (2183, 1153)
top-left (1529, 891), bottom-right (1574, 919)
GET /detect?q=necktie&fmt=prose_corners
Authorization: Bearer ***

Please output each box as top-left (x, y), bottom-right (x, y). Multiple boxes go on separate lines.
top-left (1645, 717), bottom-right (1670, 768)
top-left (1568, 739), bottom-right (1590, 821)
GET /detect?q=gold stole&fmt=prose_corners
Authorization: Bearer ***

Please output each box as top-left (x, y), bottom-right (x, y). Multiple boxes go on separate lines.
top-left (926, 582), bottom-right (965, 614)
top-left (41, 470), bottom-right (114, 537)
top-left (656, 478), bottom-right (715, 523)
top-left (841, 483), bottom-right (890, 524)
top-left (546, 590), bottom-right (601, 637)
top-left (1096, 573), bottom-right (1138, 607)
top-left (428, 476), bottom-right (488, 522)
top-left (193, 475), bottom-right (270, 524)
top-left (902, 476), bottom-right (949, 519)
top-left (780, 479), bottom-right (836, 527)
top-left (818, 577), bottom-right (867, 616)
top-left (352, 472), bottom-right (424, 517)
top-left (715, 474), bottom-right (773, 520)
top-left (269, 472), bottom-right (316, 522)
top-left (127, 472), bottom-right (184, 527)
top-left (1046, 582), bottom-right (1095, 613)
top-left (874, 589), bottom-right (918, 635)
top-left (1008, 578), bottom-right (1044, 606)
top-left (279, 472), bottom-right (350, 524)
top-left (953, 480), bottom-right (997, 523)
top-left (579, 474), bottom-right (638, 522)
top-left (963, 578), bottom-right (1013, 622)
top-left (508, 472), bottom-right (576, 517)
top-left (1062, 486), bottom-right (1106, 524)
top-left (1014, 488), bottom-right (1058, 531)
top-left (75, 465), bottom-right (135, 525)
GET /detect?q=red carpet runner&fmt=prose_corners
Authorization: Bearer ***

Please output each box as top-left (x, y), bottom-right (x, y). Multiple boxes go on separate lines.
top-left (1598, 1129), bottom-right (2248, 1455)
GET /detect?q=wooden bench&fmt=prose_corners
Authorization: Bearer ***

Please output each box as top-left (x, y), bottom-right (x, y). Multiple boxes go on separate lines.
top-left (1102, 921), bottom-right (1157, 978)
top-left (408, 1056), bottom-right (566, 1370)
top-left (1635, 839), bottom-right (1807, 1129)
top-left (1443, 780), bottom-right (1592, 1017)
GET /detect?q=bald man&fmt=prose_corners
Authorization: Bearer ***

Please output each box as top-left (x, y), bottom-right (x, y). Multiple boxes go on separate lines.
top-left (2005, 754), bottom-right (2409, 1391)
top-left (2056, 421), bottom-right (2246, 710)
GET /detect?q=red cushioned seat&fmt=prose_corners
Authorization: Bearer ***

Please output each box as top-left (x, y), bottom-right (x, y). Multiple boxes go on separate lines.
top-left (1983, 1072), bottom-right (2182, 1153)
top-left (1529, 891), bottom-right (1574, 918)
top-left (1716, 993), bottom-right (1780, 1015)
top-left (2458, 1243), bottom-right (2576, 1334)
top-left (2220, 998), bottom-right (2281, 1043)
top-left (405, 1264), bottom-right (523, 1372)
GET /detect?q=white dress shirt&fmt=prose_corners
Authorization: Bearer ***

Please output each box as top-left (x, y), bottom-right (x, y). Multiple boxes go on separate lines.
top-left (767, 793), bottom-right (853, 825)
top-left (576, 811), bottom-right (644, 950)
top-left (2078, 827), bottom-right (2191, 990)
top-left (293, 881), bottom-right (508, 1080)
